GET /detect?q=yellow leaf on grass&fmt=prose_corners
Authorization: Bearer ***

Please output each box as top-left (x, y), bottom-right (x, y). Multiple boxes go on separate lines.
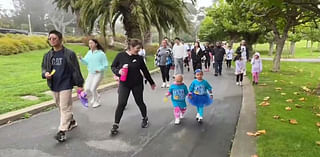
top-left (246, 132), bottom-right (257, 136)
top-left (263, 96), bottom-right (270, 101)
top-left (286, 99), bottom-right (293, 103)
top-left (285, 107), bottom-right (292, 111)
top-left (295, 104), bottom-right (302, 108)
top-left (316, 141), bottom-right (320, 146)
top-left (301, 86), bottom-right (311, 92)
top-left (274, 80), bottom-right (278, 82)
top-left (259, 101), bottom-right (270, 106)
top-left (316, 113), bottom-right (320, 117)
top-left (257, 130), bottom-right (266, 134)
top-left (273, 115), bottom-right (280, 119)
top-left (289, 119), bottom-right (298, 125)
top-left (290, 81), bottom-right (294, 84)
top-left (293, 92), bottom-right (300, 95)
top-left (299, 97), bottom-right (306, 101)
top-left (281, 93), bottom-right (286, 96)
top-left (316, 122), bottom-right (320, 127)
top-left (275, 87), bottom-right (282, 90)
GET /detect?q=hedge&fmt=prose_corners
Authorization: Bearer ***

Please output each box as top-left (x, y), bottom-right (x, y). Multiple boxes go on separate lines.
top-left (0, 34), bottom-right (49, 55)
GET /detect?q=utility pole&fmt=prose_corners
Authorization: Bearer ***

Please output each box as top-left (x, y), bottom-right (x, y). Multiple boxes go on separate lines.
top-left (28, 14), bottom-right (32, 35)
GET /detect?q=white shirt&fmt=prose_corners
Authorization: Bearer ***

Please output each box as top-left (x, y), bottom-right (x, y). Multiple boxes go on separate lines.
top-left (226, 49), bottom-right (234, 60)
top-left (172, 43), bottom-right (187, 58)
top-left (240, 46), bottom-right (247, 60)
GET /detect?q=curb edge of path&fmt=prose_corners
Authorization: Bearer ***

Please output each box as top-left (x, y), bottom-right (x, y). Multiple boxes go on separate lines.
top-left (230, 77), bottom-right (257, 157)
top-left (0, 68), bottom-right (160, 126)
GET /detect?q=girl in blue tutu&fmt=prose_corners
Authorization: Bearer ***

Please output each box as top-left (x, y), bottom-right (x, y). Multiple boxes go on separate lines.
top-left (187, 69), bottom-right (213, 123)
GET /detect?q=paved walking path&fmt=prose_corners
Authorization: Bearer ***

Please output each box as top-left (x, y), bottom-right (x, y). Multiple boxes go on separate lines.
top-left (0, 66), bottom-right (242, 157)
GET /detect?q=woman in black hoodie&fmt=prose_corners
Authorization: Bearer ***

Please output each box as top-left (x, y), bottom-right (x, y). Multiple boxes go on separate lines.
top-left (191, 41), bottom-right (204, 73)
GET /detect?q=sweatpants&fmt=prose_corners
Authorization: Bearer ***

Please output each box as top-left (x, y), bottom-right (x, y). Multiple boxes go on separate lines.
top-left (159, 65), bottom-right (170, 82)
top-left (84, 72), bottom-right (103, 104)
top-left (236, 73), bottom-right (243, 82)
top-left (52, 89), bottom-right (73, 131)
top-left (114, 83), bottom-right (147, 124)
top-left (174, 58), bottom-right (184, 75)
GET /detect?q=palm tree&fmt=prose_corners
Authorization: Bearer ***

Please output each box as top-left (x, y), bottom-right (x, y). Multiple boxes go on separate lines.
top-left (53, 0), bottom-right (195, 44)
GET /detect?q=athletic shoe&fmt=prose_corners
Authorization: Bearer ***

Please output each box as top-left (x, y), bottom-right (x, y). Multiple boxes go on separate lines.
top-left (161, 83), bottom-right (166, 88)
top-left (166, 82), bottom-right (170, 88)
top-left (196, 113), bottom-right (200, 120)
top-left (236, 82), bottom-right (239, 86)
top-left (187, 67), bottom-right (190, 72)
top-left (110, 124), bottom-right (119, 135)
top-left (239, 82), bottom-right (243, 86)
top-left (252, 81), bottom-right (255, 85)
top-left (141, 117), bottom-right (149, 128)
top-left (55, 131), bottom-right (66, 142)
top-left (180, 112), bottom-right (184, 119)
top-left (68, 119), bottom-right (78, 131)
top-left (145, 79), bottom-right (148, 84)
top-left (214, 73), bottom-right (218, 76)
top-left (92, 102), bottom-right (101, 108)
top-left (198, 117), bottom-right (203, 124)
top-left (174, 118), bottom-right (180, 125)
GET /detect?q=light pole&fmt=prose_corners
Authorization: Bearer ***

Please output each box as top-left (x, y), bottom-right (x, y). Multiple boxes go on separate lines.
top-left (27, 14), bottom-right (32, 35)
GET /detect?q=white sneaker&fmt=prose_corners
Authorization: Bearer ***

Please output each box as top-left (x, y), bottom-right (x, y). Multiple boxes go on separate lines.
top-left (90, 98), bottom-right (95, 105)
top-left (236, 82), bottom-right (239, 85)
top-left (174, 118), bottom-right (180, 125)
top-left (180, 113), bottom-right (184, 119)
top-left (196, 113), bottom-right (200, 120)
top-left (239, 82), bottom-right (243, 86)
top-left (92, 102), bottom-right (101, 108)
top-left (166, 82), bottom-right (170, 88)
top-left (161, 83), bottom-right (166, 88)
top-left (198, 117), bottom-right (203, 123)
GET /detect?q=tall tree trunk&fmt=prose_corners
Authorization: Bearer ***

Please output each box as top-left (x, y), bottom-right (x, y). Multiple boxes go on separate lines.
top-left (310, 40), bottom-right (313, 56)
top-left (122, 9), bottom-right (142, 40)
top-left (269, 41), bottom-right (274, 56)
top-left (143, 28), bottom-right (152, 45)
top-left (158, 29), bottom-right (163, 45)
top-left (289, 41), bottom-right (296, 56)
top-left (272, 37), bottom-right (286, 72)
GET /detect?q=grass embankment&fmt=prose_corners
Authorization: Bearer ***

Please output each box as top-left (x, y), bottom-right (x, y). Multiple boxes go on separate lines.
top-left (247, 61), bottom-right (320, 157)
top-left (0, 44), bottom-right (157, 114)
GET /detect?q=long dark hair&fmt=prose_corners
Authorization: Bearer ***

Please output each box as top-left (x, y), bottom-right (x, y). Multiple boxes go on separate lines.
top-left (89, 39), bottom-right (104, 52)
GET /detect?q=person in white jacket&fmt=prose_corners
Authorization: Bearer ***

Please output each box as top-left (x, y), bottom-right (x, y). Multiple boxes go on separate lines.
top-left (251, 52), bottom-right (263, 85)
top-left (172, 37), bottom-right (187, 76)
top-left (235, 55), bottom-right (245, 86)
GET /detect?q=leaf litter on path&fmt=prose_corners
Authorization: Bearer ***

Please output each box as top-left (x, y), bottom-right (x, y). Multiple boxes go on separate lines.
top-left (246, 130), bottom-right (266, 137)
top-left (286, 99), bottom-right (293, 103)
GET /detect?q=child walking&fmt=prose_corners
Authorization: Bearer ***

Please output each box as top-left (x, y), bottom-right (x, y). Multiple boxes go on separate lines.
top-left (187, 69), bottom-right (213, 123)
top-left (235, 55), bottom-right (245, 86)
top-left (166, 74), bottom-right (189, 125)
top-left (251, 52), bottom-right (263, 85)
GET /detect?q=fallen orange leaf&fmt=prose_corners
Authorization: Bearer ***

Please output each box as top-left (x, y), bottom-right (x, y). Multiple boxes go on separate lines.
top-left (246, 132), bottom-right (257, 136)
top-left (259, 101), bottom-right (270, 106)
top-left (285, 107), bottom-right (292, 111)
top-left (316, 122), bottom-right (320, 127)
top-left (289, 119), bottom-right (298, 125)
top-left (299, 97), bottom-right (306, 101)
top-left (286, 99), bottom-right (293, 103)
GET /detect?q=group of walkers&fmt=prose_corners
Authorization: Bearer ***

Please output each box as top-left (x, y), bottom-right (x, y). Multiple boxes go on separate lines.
top-left (41, 30), bottom-right (262, 142)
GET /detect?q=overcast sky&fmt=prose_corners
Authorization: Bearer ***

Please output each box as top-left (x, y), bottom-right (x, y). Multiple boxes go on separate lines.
top-left (0, 0), bottom-right (214, 11)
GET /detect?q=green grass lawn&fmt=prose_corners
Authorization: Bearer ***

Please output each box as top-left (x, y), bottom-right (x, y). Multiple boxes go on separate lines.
top-left (253, 40), bottom-right (320, 59)
top-left (246, 61), bottom-right (320, 157)
top-left (0, 44), bottom-right (157, 115)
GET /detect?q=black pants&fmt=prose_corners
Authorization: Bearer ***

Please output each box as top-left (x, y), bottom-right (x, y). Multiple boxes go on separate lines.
top-left (204, 55), bottom-right (211, 69)
top-left (236, 73), bottom-right (243, 82)
top-left (215, 61), bottom-right (223, 75)
top-left (159, 65), bottom-right (170, 82)
top-left (184, 58), bottom-right (189, 67)
top-left (115, 83), bottom-right (147, 124)
top-left (226, 59), bottom-right (232, 68)
top-left (192, 62), bottom-right (202, 72)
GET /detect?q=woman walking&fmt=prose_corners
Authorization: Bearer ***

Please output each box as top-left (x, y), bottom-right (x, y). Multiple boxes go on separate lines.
top-left (191, 41), bottom-right (204, 75)
top-left (155, 40), bottom-right (173, 88)
top-left (110, 39), bottom-right (156, 135)
top-left (79, 39), bottom-right (108, 108)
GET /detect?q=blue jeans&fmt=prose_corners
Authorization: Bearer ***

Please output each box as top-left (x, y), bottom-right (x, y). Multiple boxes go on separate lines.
top-left (215, 61), bottom-right (223, 75)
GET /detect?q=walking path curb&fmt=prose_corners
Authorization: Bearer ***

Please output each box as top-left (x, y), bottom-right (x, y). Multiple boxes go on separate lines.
top-left (0, 68), bottom-right (160, 126)
top-left (230, 77), bottom-right (257, 157)
top-left (261, 58), bottom-right (320, 62)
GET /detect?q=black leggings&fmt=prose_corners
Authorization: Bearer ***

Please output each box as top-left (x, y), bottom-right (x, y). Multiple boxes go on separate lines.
top-left (236, 74), bottom-right (243, 82)
top-left (226, 59), bottom-right (232, 68)
top-left (115, 83), bottom-right (147, 124)
top-left (204, 55), bottom-right (210, 69)
top-left (159, 65), bottom-right (170, 82)
top-left (192, 62), bottom-right (202, 73)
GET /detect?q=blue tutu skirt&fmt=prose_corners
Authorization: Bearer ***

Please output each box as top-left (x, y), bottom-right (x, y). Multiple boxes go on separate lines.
top-left (187, 93), bottom-right (213, 107)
